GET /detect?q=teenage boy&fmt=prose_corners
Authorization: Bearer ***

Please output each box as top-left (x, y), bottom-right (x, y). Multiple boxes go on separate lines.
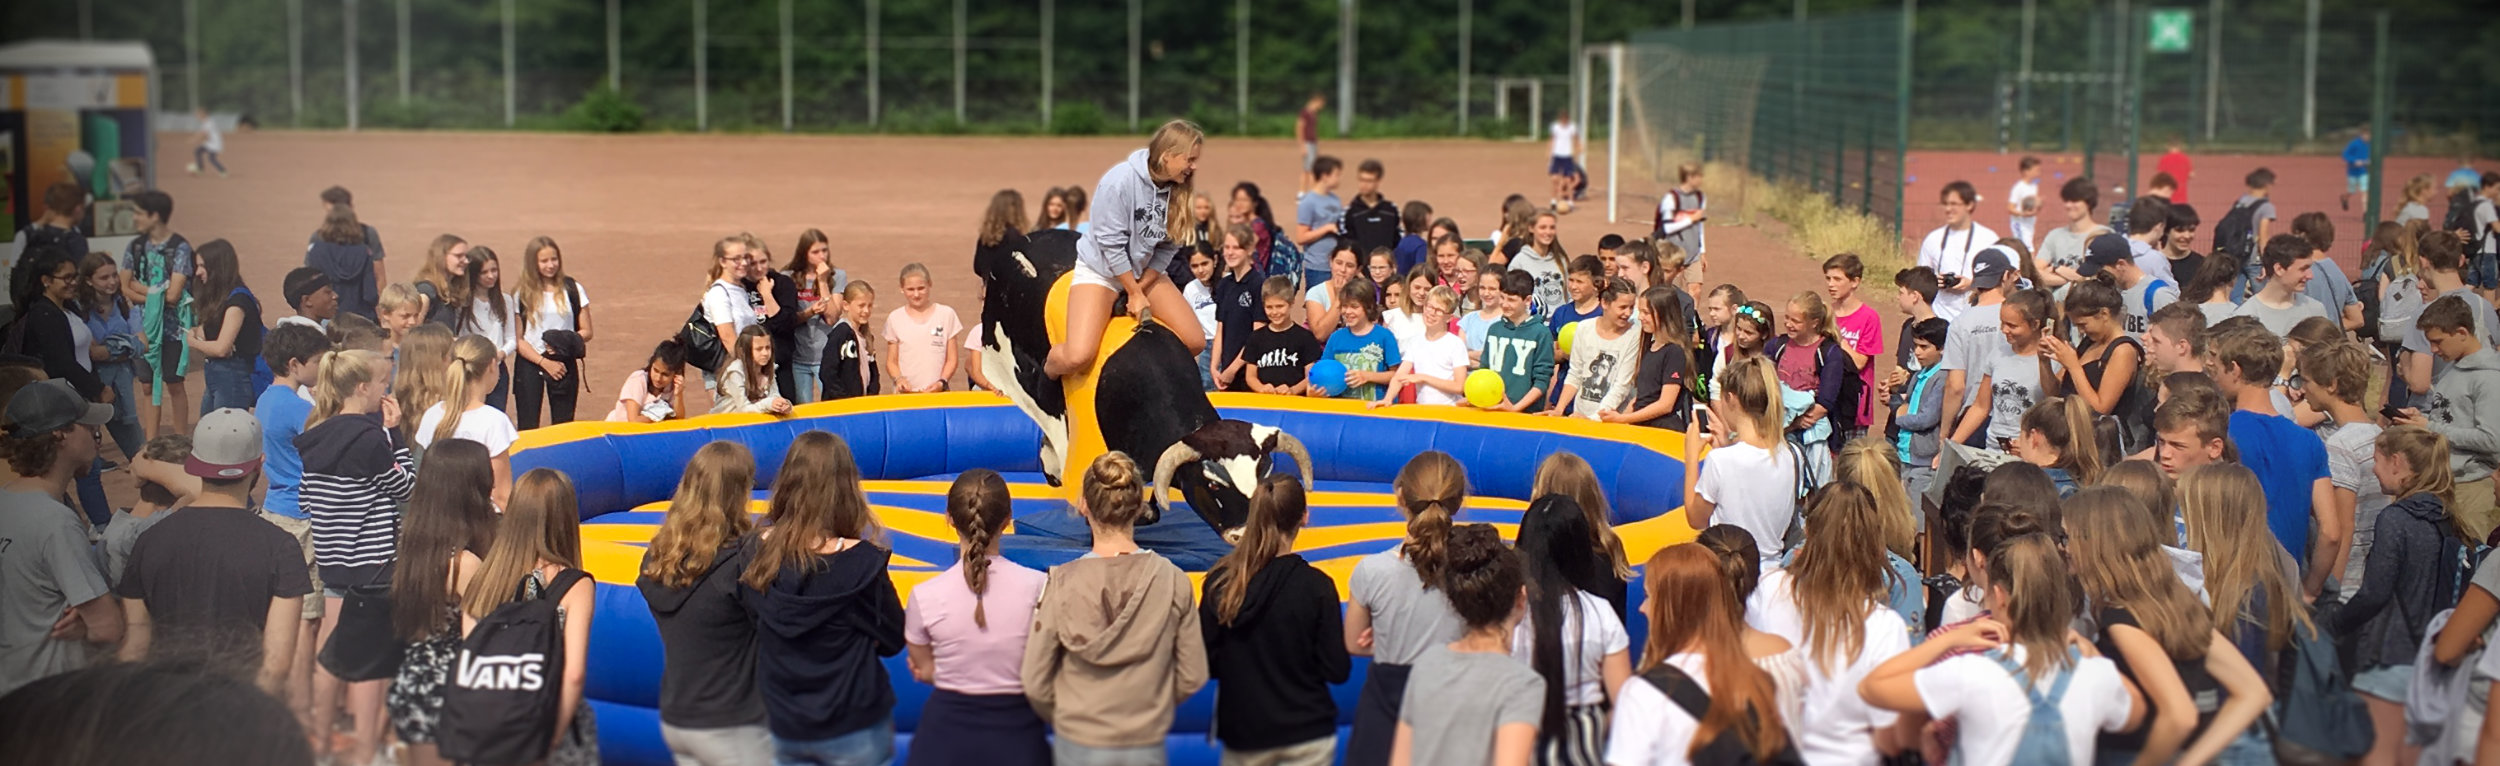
top-left (2152, 381), bottom-right (2233, 477)
top-left (2207, 321), bottom-right (2340, 598)
top-left (6, 183), bottom-right (90, 327)
top-left (2342, 129), bottom-right (2371, 211)
top-left (100, 435), bottom-right (198, 586)
top-left (1549, 277), bottom-right (1639, 420)
top-left (2470, 173), bottom-right (2500, 304)
top-left (1918, 181), bottom-right (2003, 320)
top-left (1295, 156), bottom-right (1347, 288)
top-left (2157, 140), bottom-right (2196, 204)
top-left (2231, 234), bottom-right (2333, 337)
top-left (2402, 232), bottom-right (2499, 398)
top-left (2398, 295), bottom-right (2500, 540)
top-left (1879, 267), bottom-right (1939, 413)
top-left (2298, 340), bottom-right (2383, 598)
top-left (2163, 203), bottom-right (2206, 289)
top-left (2006, 156), bottom-right (2043, 248)
top-left (2223, 169), bottom-right (2280, 297)
top-left (1343, 159), bottom-right (1401, 259)
top-left (2077, 233), bottom-right (2178, 336)
top-left (1243, 276), bottom-right (1321, 396)
top-left (2037, 177), bottom-right (2110, 289)
top-left (1596, 234), bottom-right (1626, 261)
top-left (1550, 255), bottom-right (1608, 333)
top-left (2107, 173), bottom-right (2173, 238)
top-left (1657, 163), bottom-right (1708, 293)
top-left (254, 325), bottom-right (326, 525)
top-left (1296, 93), bottom-right (1325, 197)
top-left (1891, 317), bottom-right (1951, 486)
top-left (277, 267), bottom-right (337, 331)
top-left (2122, 196), bottom-right (2178, 284)
top-left (1482, 270), bottom-right (1557, 413)
top-left (1937, 248), bottom-right (2017, 446)
top-left (117, 408), bottom-right (313, 694)
top-left (2145, 302), bottom-right (2209, 376)
top-left (1826, 254), bottom-right (1883, 441)
top-left (0, 380), bottom-right (123, 697)
top-left (118, 190), bottom-right (194, 439)
top-left (1393, 201), bottom-right (1433, 275)
top-left (315, 185), bottom-right (385, 286)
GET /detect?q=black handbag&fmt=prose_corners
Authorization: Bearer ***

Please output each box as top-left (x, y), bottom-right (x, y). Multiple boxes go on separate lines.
top-left (318, 569), bottom-right (403, 681)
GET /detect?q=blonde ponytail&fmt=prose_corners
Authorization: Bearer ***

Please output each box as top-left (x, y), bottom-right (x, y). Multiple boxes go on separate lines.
top-left (433, 335), bottom-right (498, 447)
top-left (305, 350), bottom-right (383, 430)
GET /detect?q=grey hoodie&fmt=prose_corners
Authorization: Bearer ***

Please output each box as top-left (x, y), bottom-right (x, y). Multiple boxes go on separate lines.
top-left (1074, 149), bottom-right (1181, 281)
top-left (2422, 347), bottom-right (2500, 482)
top-left (1021, 550), bottom-right (1208, 748)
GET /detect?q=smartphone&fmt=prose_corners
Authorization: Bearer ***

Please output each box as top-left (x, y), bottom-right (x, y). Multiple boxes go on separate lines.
top-left (2380, 402), bottom-right (2405, 421)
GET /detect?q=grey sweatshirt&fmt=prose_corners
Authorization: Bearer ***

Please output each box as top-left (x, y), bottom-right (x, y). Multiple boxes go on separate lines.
top-left (1892, 365), bottom-right (1951, 467)
top-left (1074, 149), bottom-right (1181, 281)
top-left (2422, 347), bottom-right (2500, 482)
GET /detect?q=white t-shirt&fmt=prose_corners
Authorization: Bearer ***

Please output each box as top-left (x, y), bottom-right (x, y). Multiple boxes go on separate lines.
top-left (1603, 651), bottom-right (1713, 766)
top-left (522, 282), bottom-right (588, 355)
top-left (700, 280), bottom-right (759, 333)
top-left (415, 402), bottom-right (520, 456)
top-left (1551, 122), bottom-right (1580, 158)
top-left (1913, 647), bottom-right (2134, 766)
top-left (1382, 308), bottom-right (1424, 346)
top-left (1569, 320), bottom-right (1642, 419)
top-left (469, 293), bottom-right (516, 356)
top-left (1403, 331), bottom-right (1471, 406)
top-left (200, 119), bottom-right (223, 152)
top-left (1917, 222), bottom-right (2003, 321)
top-left (1509, 589), bottom-right (1631, 707)
top-left (2009, 180), bottom-right (2040, 224)
top-left (1794, 604), bottom-right (1913, 766)
top-left (1747, 566), bottom-right (1803, 643)
top-left (1694, 442), bottom-right (1797, 560)
top-left (1185, 278), bottom-right (1217, 343)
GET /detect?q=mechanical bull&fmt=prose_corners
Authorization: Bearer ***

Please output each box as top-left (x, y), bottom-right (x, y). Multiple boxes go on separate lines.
top-left (977, 229), bottom-right (1310, 543)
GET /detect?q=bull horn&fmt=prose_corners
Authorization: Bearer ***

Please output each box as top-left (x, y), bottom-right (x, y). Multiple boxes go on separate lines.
top-left (1152, 441), bottom-right (1204, 516)
top-left (1273, 432), bottom-right (1315, 487)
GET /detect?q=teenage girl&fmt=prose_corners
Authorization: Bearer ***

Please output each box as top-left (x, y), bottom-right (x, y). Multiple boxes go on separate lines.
top-left (2064, 486), bottom-right (2274, 765)
top-left (1345, 451), bottom-right (1471, 766)
top-left (1462, 266), bottom-right (1507, 364)
top-left (1836, 438), bottom-right (1927, 631)
top-left (1306, 243), bottom-right (1360, 340)
top-left (454, 246), bottom-right (514, 411)
top-left (2177, 464), bottom-right (2316, 676)
top-left (391, 324), bottom-right (454, 443)
top-left (415, 335), bottom-right (516, 507)
top-left (608, 338), bottom-right (690, 423)
top-left (1390, 525), bottom-right (1544, 766)
top-left (386, 439), bottom-right (496, 766)
top-left (1044, 120), bottom-right (1209, 379)
top-left (1683, 355), bottom-right (1797, 560)
top-left (462, 469), bottom-right (599, 764)
top-left (1035, 187), bottom-right (1071, 231)
top-left (1510, 495), bottom-right (1632, 766)
top-left (1759, 482), bottom-right (1914, 765)
top-left (512, 236), bottom-right (593, 427)
top-left (784, 228), bottom-right (839, 406)
top-left (2333, 426), bottom-right (2467, 766)
top-left (1064, 185), bottom-right (1092, 234)
top-left (883, 264), bottom-right (963, 393)
top-left (1768, 291), bottom-right (1849, 463)
top-left (2015, 396), bottom-right (2109, 494)
top-left (1319, 278), bottom-right (1402, 402)
top-left (413, 233), bottom-right (470, 328)
top-left (183, 239), bottom-right (264, 411)
top-left (1529, 451), bottom-right (1632, 616)
top-left (297, 348), bottom-right (414, 766)
top-left (1694, 525), bottom-right (1808, 724)
top-left (698, 236), bottom-right (761, 390)
top-left (1607, 541), bottom-right (1799, 766)
top-left (637, 441), bottom-right (770, 765)
top-left (1202, 475), bottom-right (1351, 764)
top-left (1023, 452), bottom-right (1208, 763)
top-left (905, 469), bottom-right (1049, 766)
top-left (1517, 212), bottom-right (1569, 318)
top-left (1859, 532), bottom-right (2144, 766)
top-left (737, 432), bottom-right (906, 761)
top-left (1614, 242), bottom-right (1661, 295)
top-left (2046, 279), bottom-right (2151, 454)
top-left (712, 325), bottom-right (793, 415)
top-left (824, 282), bottom-right (881, 399)
top-left (1693, 284), bottom-right (1748, 403)
top-left (1954, 289), bottom-right (2055, 449)
top-left (2095, 459), bottom-right (2206, 597)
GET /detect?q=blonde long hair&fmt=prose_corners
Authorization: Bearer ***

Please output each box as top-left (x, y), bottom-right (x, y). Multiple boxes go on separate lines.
top-left (513, 236), bottom-right (569, 336)
top-left (392, 324), bottom-right (456, 441)
top-left (431, 335), bottom-right (498, 447)
top-left (305, 349), bottom-right (386, 431)
top-left (1837, 437), bottom-right (1917, 558)
top-left (2180, 463), bottom-right (2314, 653)
top-left (1148, 120), bottom-right (1204, 244)
top-left (1790, 482), bottom-right (1890, 673)
top-left (642, 442), bottom-right (757, 589)
top-left (462, 469), bottom-right (584, 618)
top-left (1396, 451), bottom-right (1470, 590)
top-left (2378, 426), bottom-right (2464, 540)
top-left (1532, 452), bottom-right (1631, 581)
top-left (2066, 486), bottom-right (2213, 661)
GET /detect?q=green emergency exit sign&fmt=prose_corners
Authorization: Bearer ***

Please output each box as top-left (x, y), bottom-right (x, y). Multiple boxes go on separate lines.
top-left (2149, 9), bottom-right (2193, 53)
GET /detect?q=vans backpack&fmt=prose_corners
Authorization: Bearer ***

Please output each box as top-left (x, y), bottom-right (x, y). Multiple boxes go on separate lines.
top-left (437, 568), bottom-right (588, 766)
top-left (1637, 662), bottom-right (1806, 766)
top-left (1970, 647), bottom-right (2084, 766)
top-left (2211, 197), bottom-right (2265, 262)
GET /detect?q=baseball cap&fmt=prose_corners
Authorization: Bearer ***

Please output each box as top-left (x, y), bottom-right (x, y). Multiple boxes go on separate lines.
top-left (186, 408), bottom-right (265, 479)
top-left (4, 380), bottom-right (114, 435)
top-left (1968, 247), bottom-right (2017, 290)
top-left (2078, 233), bottom-right (2133, 277)
top-left (283, 267), bottom-right (334, 310)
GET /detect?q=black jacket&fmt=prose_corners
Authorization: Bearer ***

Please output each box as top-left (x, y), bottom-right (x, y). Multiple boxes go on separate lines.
top-left (1198, 554), bottom-right (1352, 750)
top-left (756, 272), bottom-right (803, 399)
top-left (732, 536), bottom-right (906, 741)
top-left (10, 297), bottom-right (102, 400)
top-left (1343, 195), bottom-right (1403, 259)
top-left (2330, 492), bottom-right (2470, 671)
top-left (822, 321), bottom-right (880, 399)
top-left (638, 545), bottom-right (768, 729)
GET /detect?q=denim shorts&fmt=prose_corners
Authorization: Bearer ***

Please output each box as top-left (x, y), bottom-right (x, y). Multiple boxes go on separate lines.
top-left (2467, 251), bottom-right (2499, 290)
top-left (2351, 663), bottom-right (2412, 702)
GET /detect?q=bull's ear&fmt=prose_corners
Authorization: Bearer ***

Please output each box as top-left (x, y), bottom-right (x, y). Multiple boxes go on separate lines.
top-left (1223, 527), bottom-right (1246, 545)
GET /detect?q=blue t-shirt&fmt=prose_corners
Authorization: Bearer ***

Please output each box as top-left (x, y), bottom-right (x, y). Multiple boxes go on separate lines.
top-left (2343, 137), bottom-right (2370, 177)
top-left (1323, 323), bottom-right (1403, 401)
top-left (1297, 192), bottom-right (1345, 273)
top-left (2229, 410), bottom-right (2331, 566)
top-left (1548, 301), bottom-right (1602, 336)
top-left (256, 384), bottom-right (316, 519)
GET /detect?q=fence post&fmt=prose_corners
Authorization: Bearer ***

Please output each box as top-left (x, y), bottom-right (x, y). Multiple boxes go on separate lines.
top-left (1569, 0), bottom-right (1583, 129)
top-left (2362, 11), bottom-right (2389, 239)
top-left (1895, 0), bottom-right (1915, 235)
top-left (2202, 0), bottom-right (2220, 141)
top-left (783, 0), bottom-right (795, 131)
top-left (1606, 44), bottom-right (1621, 222)
top-left (1129, 0), bottom-right (1141, 131)
top-left (2016, 0), bottom-right (2033, 151)
top-left (289, 0), bottom-right (302, 124)
top-left (345, 0), bottom-right (359, 130)
top-left (2126, 7), bottom-right (2145, 198)
top-left (1457, 0), bottom-right (1470, 136)
top-left (1234, 0), bottom-right (1245, 133)
top-left (1043, 0), bottom-right (1054, 128)
top-left (953, 0), bottom-right (966, 126)
top-left (2301, 0), bottom-right (2318, 140)
top-left (185, 0), bottom-right (200, 112)
top-left (1337, 0), bottom-right (1355, 136)
top-left (607, 0), bottom-right (620, 91)
top-left (694, 0), bottom-right (707, 131)
top-left (866, 0), bottom-right (879, 126)
top-left (503, 0), bottom-right (515, 127)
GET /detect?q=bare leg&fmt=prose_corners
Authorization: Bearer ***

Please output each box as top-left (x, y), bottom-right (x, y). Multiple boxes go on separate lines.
top-left (1044, 284), bottom-right (1117, 378)
top-left (137, 382), bottom-right (161, 440)
top-left (2362, 696), bottom-right (2404, 766)
top-left (287, 618), bottom-right (320, 736)
top-left (164, 380), bottom-right (192, 436)
top-left (311, 596), bottom-right (346, 760)
top-left (346, 678), bottom-right (390, 764)
top-left (1143, 278), bottom-right (1207, 357)
top-left (408, 742), bottom-right (450, 766)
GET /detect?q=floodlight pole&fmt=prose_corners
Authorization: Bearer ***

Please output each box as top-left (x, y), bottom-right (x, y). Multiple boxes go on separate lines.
top-left (2017, 0), bottom-right (2033, 150)
top-left (2202, 0), bottom-right (2220, 141)
top-left (185, 0), bottom-right (199, 113)
top-left (1129, 0), bottom-right (1142, 131)
top-left (1337, 0), bottom-right (1355, 136)
top-left (694, 0), bottom-right (707, 131)
top-left (345, 0), bottom-right (359, 130)
top-left (2301, 0), bottom-right (2318, 139)
top-left (290, 0), bottom-right (303, 124)
top-left (1568, 0), bottom-right (1583, 126)
top-left (503, 0), bottom-right (516, 127)
top-left (867, 0), bottom-right (880, 126)
top-left (1457, 0), bottom-right (1471, 135)
top-left (782, 0), bottom-right (795, 131)
top-left (953, 0), bottom-right (966, 125)
top-left (1043, 0), bottom-right (1055, 128)
top-left (1236, 0), bottom-right (1248, 134)
top-left (398, 0), bottom-right (410, 102)
top-left (607, 0), bottom-right (621, 91)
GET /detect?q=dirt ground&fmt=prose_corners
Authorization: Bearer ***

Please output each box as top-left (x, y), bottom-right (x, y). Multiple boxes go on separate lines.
top-left (153, 129), bottom-right (1825, 416)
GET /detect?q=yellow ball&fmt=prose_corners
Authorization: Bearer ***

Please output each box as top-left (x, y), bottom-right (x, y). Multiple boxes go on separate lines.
top-left (1465, 368), bottom-right (1506, 409)
top-left (1556, 320), bottom-right (1579, 357)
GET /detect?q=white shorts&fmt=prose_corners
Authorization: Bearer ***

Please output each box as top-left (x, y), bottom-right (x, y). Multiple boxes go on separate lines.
top-left (1071, 258), bottom-right (1120, 292)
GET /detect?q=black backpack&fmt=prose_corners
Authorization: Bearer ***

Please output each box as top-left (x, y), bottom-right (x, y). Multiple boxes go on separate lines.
top-left (2211, 197), bottom-right (2265, 262)
top-left (437, 569), bottom-right (587, 766)
top-left (2445, 187), bottom-right (2481, 240)
top-left (1639, 663), bottom-right (1806, 766)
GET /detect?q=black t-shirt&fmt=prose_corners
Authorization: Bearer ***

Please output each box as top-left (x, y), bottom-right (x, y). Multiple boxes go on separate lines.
top-left (116, 506), bottom-right (315, 674)
top-left (1627, 340), bottom-right (1692, 430)
top-left (1212, 269), bottom-right (1264, 369)
top-left (204, 288), bottom-right (265, 361)
top-left (2169, 251), bottom-right (2207, 291)
top-left (1242, 324), bottom-right (1323, 388)
top-left (2094, 605), bottom-right (2223, 752)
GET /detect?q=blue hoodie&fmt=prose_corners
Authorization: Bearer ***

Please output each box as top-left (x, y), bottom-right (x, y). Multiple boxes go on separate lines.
top-left (1074, 149), bottom-right (1181, 281)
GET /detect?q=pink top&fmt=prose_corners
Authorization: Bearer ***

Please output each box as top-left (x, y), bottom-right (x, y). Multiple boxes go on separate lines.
top-left (605, 370), bottom-right (675, 422)
top-left (904, 556), bottom-right (1048, 695)
top-left (1834, 303), bottom-right (1885, 427)
top-left (882, 304), bottom-right (963, 391)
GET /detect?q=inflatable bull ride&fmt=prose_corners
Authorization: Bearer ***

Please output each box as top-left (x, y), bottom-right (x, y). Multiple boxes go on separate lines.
top-left (523, 228), bottom-right (1699, 764)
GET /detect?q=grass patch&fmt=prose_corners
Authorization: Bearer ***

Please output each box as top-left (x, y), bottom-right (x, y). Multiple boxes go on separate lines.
top-left (1625, 151), bottom-right (1909, 281)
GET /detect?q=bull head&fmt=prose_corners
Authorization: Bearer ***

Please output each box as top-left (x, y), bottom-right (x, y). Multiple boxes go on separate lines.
top-left (1151, 421), bottom-right (1313, 544)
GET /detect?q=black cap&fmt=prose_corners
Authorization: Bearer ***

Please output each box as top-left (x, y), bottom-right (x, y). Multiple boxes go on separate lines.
top-left (2078, 233), bottom-right (2131, 277)
top-left (1969, 247), bottom-right (2017, 290)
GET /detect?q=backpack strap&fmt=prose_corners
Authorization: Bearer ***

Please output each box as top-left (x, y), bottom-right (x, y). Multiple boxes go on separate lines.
top-left (1639, 663), bottom-right (1716, 723)
top-left (563, 277), bottom-right (583, 328)
top-left (540, 568), bottom-right (589, 602)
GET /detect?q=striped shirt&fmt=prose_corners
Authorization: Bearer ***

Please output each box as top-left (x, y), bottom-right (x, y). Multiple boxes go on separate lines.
top-left (294, 412), bottom-right (417, 585)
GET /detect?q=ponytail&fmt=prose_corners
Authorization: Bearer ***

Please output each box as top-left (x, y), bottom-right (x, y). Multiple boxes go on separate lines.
top-left (1396, 451), bottom-right (1469, 590)
top-left (945, 469), bottom-right (1014, 629)
top-left (433, 335), bottom-right (497, 447)
top-left (305, 349), bottom-right (382, 430)
top-left (1987, 533), bottom-right (2078, 682)
top-left (2022, 396), bottom-right (2108, 485)
top-left (1211, 475), bottom-right (1309, 626)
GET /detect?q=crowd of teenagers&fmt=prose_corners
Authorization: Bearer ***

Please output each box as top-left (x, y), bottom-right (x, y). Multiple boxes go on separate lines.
top-left (7, 110), bottom-right (2500, 766)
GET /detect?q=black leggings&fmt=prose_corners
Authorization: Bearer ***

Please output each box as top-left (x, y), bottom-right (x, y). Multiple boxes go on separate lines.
top-left (513, 358), bottom-right (579, 429)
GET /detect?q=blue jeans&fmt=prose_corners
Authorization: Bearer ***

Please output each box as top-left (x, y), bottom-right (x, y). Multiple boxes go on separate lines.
top-left (791, 363), bottom-right (821, 405)
top-left (773, 717), bottom-right (894, 766)
top-left (98, 362), bottom-right (143, 460)
top-left (1194, 348), bottom-right (1216, 391)
top-left (193, 145), bottom-right (225, 173)
top-left (201, 358), bottom-right (254, 412)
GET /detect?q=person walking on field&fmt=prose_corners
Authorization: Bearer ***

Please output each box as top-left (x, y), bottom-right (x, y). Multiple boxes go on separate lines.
top-left (1298, 94), bottom-right (1326, 198)
top-left (189, 108), bottom-right (227, 177)
top-left (1549, 110), bottom-right (1586, 213)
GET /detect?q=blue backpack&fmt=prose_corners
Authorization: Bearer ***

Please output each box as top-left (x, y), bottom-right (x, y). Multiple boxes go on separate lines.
top-left (1968, 647), bottom-right (2083, 766)
top-left (2266, 607), bottom-right (2374, 762)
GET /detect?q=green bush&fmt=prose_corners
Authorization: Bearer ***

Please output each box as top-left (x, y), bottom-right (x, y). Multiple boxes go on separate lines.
top-left (560, 86), bottom-right (646, 133)
top-left (1050, 101), bottom-right (1111, 136)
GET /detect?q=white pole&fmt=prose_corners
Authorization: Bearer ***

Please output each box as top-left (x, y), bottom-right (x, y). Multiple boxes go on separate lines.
top-left (867, 0), bottom-right (880, 126)
top-left (2018, 0), bottom-right (2033, 144)
top-left (607, 0), bottom-right (621, 91)
top-left (290, 0), bottom-right (303, 124)
top-left (2301, 0), bottom-right (2318, 139)
top-left (1607, 44), bottom-right (1622, 222)
top-left (397, 0), bottom-right (409, 102)
top-left (694, 0), bottom-right (707, 131)
top-left (1338, 0), bottom-right (1355, 136)
top-left (953, 0), bottom-right (966, 125)
top-left (345, 0), bottom-right (359, 130)
top-left (185, 0), bottom-right (199, 112)
top-left (1128, 0), bottom-right (1141, 131)
top-left (502, 0), bottom-right (515, 127)
top-left (782, 0), bottom-right (794, 131)
top-left (1568, 0), bottom-right (1583, 127)
top-left (1236, 0), bottom-right (1248, 134)
top-left (1457, 0), bottom-right (1470, 135)
top-left (2204, 0), bottom-right (2220, 141)
top-left (1041, 0), bottom-right (1053, 127)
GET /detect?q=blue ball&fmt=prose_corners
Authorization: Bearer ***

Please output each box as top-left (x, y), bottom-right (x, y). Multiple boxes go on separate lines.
top-left (1310, 360), bottom-right (1349, 397)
